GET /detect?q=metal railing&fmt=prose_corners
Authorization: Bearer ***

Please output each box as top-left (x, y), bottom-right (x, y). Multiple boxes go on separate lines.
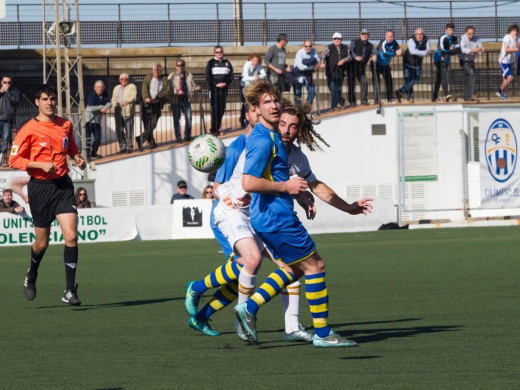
top-left (1, 1), bottom-right (519, 47)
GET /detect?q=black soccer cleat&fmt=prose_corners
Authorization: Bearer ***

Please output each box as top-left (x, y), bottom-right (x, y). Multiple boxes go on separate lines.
top-left (62, 284), bottom-right (81, 306)
top-left (23, 270), bottom-right (37, 301)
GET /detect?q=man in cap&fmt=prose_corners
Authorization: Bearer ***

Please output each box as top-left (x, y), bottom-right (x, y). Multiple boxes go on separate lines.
top-left (320, 32), bottom-right (351, 111)
top-left (349, 29), bottom-right (377, 105)
top-left (170, 180), bottom-right (194, 204)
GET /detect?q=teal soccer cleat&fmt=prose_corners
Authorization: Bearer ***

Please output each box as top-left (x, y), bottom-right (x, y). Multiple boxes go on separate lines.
top-left (313, 330), bottom-right (358, 348)
top-left (235, 319), bottom-right (248, 341)
top-left (234, 302), bottom-right (257, 343)
top-left (188, 317), bottom-right (220, 337)
top-left (284, 323), bottom-right (313, 342)
top-left (184, 281), bottom-right (202, 317)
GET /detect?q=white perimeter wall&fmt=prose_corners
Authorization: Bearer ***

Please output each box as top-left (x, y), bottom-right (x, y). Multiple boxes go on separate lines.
top-left (90, 104), bottom-right (469, 236)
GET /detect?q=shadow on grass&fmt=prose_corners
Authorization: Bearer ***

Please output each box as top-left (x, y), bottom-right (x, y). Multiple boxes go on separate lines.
top-left (340, 356), bottom-right (382, 360)
top-left (336, 324), bottom-right (464, 344)
top-left (36, 297), bottom-right (181, 310)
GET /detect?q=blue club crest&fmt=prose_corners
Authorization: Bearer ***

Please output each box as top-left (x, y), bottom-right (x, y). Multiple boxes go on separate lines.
top-left (485, 118), bottom-right (517, 183)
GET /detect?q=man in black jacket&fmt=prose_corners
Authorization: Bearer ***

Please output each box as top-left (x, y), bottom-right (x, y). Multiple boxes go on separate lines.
top-left (349, 29), bottom-right (377, 106)
top-left (205, 46), bottom-right (234, 135)
top-left (0, 75), bottom-right (21, 166)
top-left (396, 28), bottom-right (431, 103)
top-left (320, 33), bottom-right (350, 111)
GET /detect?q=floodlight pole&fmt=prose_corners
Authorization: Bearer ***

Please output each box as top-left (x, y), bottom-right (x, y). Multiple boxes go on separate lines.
top-left (42, 0), bottom-right (88, 177)
top-left (233, 0), bottom-right (244, 46)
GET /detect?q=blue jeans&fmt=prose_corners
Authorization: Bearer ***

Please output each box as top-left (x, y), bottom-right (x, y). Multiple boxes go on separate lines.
top-left (293, 75), bottom-right (316, 104)
top-left (172, 98), bottom-right (192, 140)
top-left (401, 64), bottom-right (422, 99)
top-left (0, 120), bottom-right (12, 154)
top-left (328, 78), bottom-right (344, 109)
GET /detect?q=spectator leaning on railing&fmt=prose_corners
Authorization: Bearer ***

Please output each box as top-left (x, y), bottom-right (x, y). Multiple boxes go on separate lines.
top-left (374, 30), bottom-right (402, 104)
top-left (0, 74), bottom-right (21, 166)
top-left (240, 53), bottom-right (266, 128)
top-left (396, 28), bottom-right (430, 104)
top-left (264, 33), bottom-right (290, 93)
top-left (349, 29), bottom-right (377, 106)
top-left (85, 80), bottom-right (112, 160)
top-left (168, 59), bottom-right (201, 143)
top-left (459, 26), bottom-right (484, 102)
top-left (111, 73), bottom-right (137, 154)
top-left (292, 40), bottom-right (320, 105)
top-left (432, 23), bottom-right (460, 102)
top-left (140, 64), bottom-right (171, 150)
top-left (497, 24), bottom-right (519, 101)
top-left (320, 32), bottom-right (350, 111)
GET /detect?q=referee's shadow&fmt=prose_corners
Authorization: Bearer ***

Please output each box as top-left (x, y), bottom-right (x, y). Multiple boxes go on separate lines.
top-left (36, 297), bottom-right (182, 310)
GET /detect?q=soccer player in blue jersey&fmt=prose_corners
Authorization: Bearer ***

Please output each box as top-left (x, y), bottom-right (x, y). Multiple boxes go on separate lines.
top-left (234, 79), bottom-right (372, 347)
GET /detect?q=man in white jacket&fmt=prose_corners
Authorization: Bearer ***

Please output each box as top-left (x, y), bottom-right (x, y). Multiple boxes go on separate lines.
top-left (293, 40), bottom-right (320, 104)
top-left (111, 73), bottom-right (137, 154)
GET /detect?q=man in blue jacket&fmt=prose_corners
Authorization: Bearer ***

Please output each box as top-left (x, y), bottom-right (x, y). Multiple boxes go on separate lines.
top-left (374, 30), bottom-right (402, 104)
top-left (432, 23), bottom-right (459, 102)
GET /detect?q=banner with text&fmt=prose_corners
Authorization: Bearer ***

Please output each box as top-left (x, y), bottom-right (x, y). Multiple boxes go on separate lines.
top-left (480, 112), bottom-right (520, 208)
top-left (0, 208), bottom-right (138, 247)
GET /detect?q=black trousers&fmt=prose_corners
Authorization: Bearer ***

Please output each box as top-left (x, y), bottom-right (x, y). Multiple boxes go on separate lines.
top-left (143, 102), bottom-right (161, 144)
top-left (210, 87), bottom-right (228, 134)
top-left (373, 63), bottom-right (394, 102)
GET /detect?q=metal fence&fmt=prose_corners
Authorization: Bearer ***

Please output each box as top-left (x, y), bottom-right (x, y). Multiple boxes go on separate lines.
top-left (2, 48), bottom-right (517, 164)
top-left (1, 1), bottom-right (520, 47)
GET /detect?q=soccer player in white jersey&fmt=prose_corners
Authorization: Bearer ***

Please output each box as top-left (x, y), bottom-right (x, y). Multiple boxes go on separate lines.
top-left (497, 24), bottom-right (519, 101)
top-left (186, 103), bottom-right (313, 342)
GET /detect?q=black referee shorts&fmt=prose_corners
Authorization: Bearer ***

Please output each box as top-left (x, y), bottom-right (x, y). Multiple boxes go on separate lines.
top-left (28, 176), bottom-right (77, 228)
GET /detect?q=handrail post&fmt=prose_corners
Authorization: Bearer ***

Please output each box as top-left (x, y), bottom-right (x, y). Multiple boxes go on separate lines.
top-left (167, 3), bottom-right (171, 47)
top-left (216, 3), bottom-right (220, 46)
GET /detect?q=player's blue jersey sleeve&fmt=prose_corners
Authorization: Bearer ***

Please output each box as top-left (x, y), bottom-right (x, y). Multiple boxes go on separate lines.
top-left (243, 132), bottom-right (273, 179)
top-left (215, 135), bottom-right (246, 184)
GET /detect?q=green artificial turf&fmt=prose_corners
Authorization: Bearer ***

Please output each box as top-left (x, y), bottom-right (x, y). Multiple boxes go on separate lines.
top-left (1, 227), bottom-right (519, 389)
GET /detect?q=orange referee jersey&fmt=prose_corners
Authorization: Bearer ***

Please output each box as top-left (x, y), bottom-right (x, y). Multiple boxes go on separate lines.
top-left (9, 117), bottom-right (80, 180)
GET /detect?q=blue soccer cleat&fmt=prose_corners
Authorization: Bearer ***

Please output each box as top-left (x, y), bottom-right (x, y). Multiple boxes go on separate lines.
top-left (234, 302), bottom-right (257, 343)
top-left (188, 317), bottom-right (220, 337)
top-left (184, 281), bottom-right (202, 317)
top-left (313, 330), bottom-right (358, 348)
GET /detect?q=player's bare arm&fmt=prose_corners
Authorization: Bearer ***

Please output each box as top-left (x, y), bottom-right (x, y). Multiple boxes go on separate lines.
top-left (242, 174), bottom-right (307, 195)
top-left (309, 180), bottom-right (373, 215)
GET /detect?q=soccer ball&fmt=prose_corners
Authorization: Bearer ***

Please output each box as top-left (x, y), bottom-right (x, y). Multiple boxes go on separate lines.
top-left (188, 134), bottom-right (226, 173)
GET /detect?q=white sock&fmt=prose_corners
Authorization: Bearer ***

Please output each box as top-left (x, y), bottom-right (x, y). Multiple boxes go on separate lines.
top-left (238, 269), bottom-right (256, 304)
top-left (281, 280), bottom-right (300, 333)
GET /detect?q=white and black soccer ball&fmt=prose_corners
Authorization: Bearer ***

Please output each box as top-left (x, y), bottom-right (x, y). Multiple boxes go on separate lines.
top-left (188, 134), bottom-right (226, 173)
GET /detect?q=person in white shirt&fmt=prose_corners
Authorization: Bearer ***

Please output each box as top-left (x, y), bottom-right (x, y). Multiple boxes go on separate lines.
top-left (239, 53), bottom-right (266, 128)
top-left (497, 24), bottom-right (519, 101)
top-left (292, 40), bottom-right (320, 105)
top-left (459, 26), bottom-right (484, 101)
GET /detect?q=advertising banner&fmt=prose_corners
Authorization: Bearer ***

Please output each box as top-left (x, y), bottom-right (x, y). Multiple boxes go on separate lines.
top-left (171, 199), bottom-right (214, 239)
top-left (480, 113), bottom-right (520, 208)
top-left (0, 208), bottom-right (138, 247)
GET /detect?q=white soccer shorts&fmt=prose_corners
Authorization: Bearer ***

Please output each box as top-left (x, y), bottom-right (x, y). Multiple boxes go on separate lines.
top-left (213, 201), bottom-right (265, 252)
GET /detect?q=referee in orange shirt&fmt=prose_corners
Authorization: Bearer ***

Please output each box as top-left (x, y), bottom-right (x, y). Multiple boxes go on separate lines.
top-left (9, 84), bottom-right (86, 306)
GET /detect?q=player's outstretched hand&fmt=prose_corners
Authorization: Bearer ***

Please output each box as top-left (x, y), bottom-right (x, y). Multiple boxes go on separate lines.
top-left (348, 198), bottom-right (374, 215)
top-left (295, 191), bottom-right (316, 220)
top-left (285, 177), bottom-right (308, 195)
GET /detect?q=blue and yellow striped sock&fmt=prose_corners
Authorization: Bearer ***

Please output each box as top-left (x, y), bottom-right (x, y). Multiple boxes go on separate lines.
top-left (195, 280), bottom-right (238, 321)
top-left (246, 268), bottom-right (297, 316)
top-left (192, 260), bottom-right (243, 294)
top-left (305, 272), bottom-right (330, 338)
